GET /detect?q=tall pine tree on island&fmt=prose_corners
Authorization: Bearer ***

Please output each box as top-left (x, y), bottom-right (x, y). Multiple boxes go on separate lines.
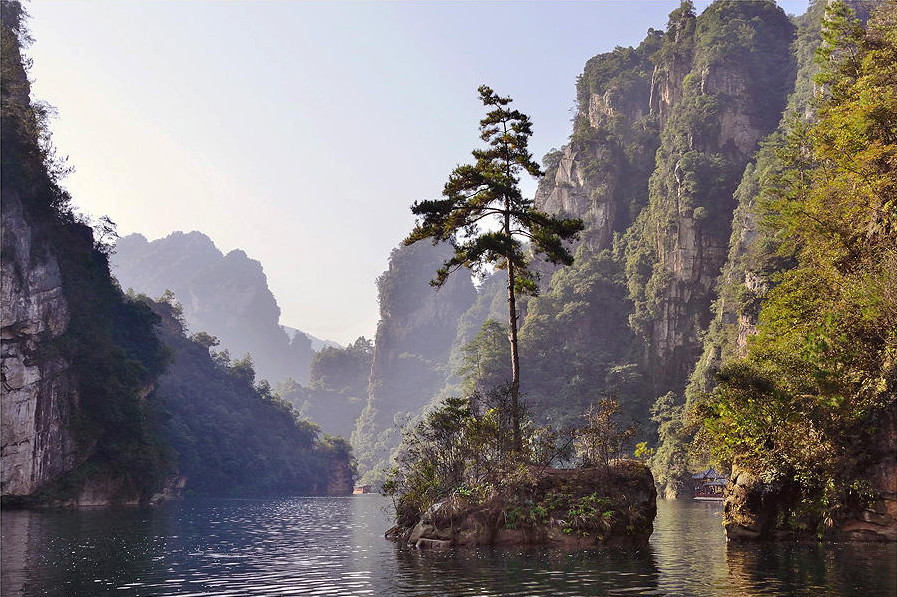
top-left (404, 85), bottom-right (583, 451)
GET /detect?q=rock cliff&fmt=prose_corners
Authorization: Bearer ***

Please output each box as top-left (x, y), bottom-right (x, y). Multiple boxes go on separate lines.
top-left (625, 0), bottom-right (795, 389)
top-left (1, 190), bottom-right (79, 497)
top-left (531, 1), bottom-right (796, 396)
top-left (711, 0), bottom-right (897, 541)
top-left (352, 242), bottom-right (476, 480)
top-left (2, 2), bottom-right (172, 505)
top-left (113, 232), bottom-right (315, 385)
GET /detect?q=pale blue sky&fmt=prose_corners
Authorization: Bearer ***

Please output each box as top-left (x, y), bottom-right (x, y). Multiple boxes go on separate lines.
top-left (25, 1), bottom-right (809, 345)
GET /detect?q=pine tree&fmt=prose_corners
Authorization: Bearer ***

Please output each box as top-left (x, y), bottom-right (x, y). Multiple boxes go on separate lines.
top-left (404, 85), bottom-right (583, 451)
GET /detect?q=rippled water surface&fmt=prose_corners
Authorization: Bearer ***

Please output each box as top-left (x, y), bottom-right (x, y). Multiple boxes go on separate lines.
top-left (2, 497), bottom-right (894, 596)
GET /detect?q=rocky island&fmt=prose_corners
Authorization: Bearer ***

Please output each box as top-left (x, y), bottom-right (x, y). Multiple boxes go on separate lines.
top-left (388, 461), bottom-right (656, 549)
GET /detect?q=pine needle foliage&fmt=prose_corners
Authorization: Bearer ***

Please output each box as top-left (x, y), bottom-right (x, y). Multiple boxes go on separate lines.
top-left (404, 85), bottom-right (583, 450)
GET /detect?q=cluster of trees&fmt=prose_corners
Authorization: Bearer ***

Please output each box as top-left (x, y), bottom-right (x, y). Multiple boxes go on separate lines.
top-left (383, 387), bottom-right (637, 530)
top-left (277, 337), bottom-right (373, 439)
top-left (150, 297), bottom-right (356, 496)
top-left (696, 0), bottom-right (896, 533)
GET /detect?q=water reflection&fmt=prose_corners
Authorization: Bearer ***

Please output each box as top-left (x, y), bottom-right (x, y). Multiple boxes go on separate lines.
top-left (0, 496), bottom-right (894, 596)
top-left (1, 505), bottom-right (168, 596)
top-left (726, 539), bottom-right (897, 596)
top-left (389, 545), bottom-right (660, 595)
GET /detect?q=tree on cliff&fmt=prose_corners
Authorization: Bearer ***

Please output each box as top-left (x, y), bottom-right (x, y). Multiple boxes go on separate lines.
top-left (404, 85), bottom-right (583, 451)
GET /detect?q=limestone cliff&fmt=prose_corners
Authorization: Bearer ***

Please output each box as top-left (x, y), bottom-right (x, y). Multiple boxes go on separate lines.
top-left (529, 0), bottom-right (796, 402)
top-left (113, 232), bottom-right (315, 385)
top-left (624, 0), bottom-right (795, 390)
top-left (352, 242), bottom-right (476, 480)
top-left (1, 189), bottom-right (79, 497)
top-left (535, 31), bottom-right (660, 252)
top-left (1, 2), bottom-right (171, 505)
top-left (707, 0), bottom-right (897, 541)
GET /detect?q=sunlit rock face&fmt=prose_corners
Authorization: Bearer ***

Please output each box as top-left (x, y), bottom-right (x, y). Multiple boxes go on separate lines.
top-left (534, 1), bottom-right (795, 392)
top-left (1, 190), bottom-right (80, 496)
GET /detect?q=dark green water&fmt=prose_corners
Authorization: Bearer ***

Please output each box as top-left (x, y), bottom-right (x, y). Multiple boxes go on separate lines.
top-left (1, 497), bottom-right (894, 596)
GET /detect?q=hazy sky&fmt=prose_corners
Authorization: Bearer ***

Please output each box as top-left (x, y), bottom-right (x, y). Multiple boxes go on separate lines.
top-left (25, 0), bottom-right (808, 345)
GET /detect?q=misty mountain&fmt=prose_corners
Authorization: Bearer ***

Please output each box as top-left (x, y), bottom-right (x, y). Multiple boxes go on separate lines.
top-left (282, 325), bottom-right (341, 352)
top-left (112, 231), bottom-right (320, 385)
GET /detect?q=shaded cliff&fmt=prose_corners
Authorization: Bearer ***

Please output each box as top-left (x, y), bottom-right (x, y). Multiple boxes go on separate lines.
top-left (352, 242), bottom-right (476, 480)
top-left (1, 1), bottom-right (171, 505)
top-left (149, 299), bottom-right (354, 497)
top-left (112, 231), bottom-right (315, 385)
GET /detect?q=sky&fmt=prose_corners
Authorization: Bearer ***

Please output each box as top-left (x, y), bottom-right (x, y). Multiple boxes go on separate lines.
top-left (25, 0), bottom-right (809, 346)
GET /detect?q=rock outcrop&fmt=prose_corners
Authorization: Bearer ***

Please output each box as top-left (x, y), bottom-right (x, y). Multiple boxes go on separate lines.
top-left (388, 461), bottom-right (657, 548)
top-left (1, 190), bottom-right (80, 497)
top-left (724, 404), bottom-right (897, 543)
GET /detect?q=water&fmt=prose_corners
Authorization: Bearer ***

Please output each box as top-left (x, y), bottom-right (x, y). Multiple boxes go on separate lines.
top-left (1, 497), bottom-right (894, 596)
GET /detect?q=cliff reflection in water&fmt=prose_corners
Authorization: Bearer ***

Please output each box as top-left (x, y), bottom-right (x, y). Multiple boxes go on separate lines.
top-left (0, 497), bottom-right (895, 596)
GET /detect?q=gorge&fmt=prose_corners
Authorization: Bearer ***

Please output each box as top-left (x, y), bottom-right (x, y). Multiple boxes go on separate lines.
top-left (2, 0), bottom-right (894, 556)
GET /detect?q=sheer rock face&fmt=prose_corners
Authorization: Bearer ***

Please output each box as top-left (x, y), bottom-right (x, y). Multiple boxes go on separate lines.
top-left (0, 190), bottom-right (80, 496)
top-left (536, 2), bottom-right (794, 391)
top-left (352, 242), bottom-right (476, 475)
top-left (535, 78), bottom-right (654, 252)
top-left (535, 145), bottom-right (618, 251)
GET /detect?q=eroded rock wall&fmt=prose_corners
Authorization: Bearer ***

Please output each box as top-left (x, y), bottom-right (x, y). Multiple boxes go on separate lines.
top-left (351, 242), bottom-right (476, 478)
top-left (1, 189), bottom-right (80, 497)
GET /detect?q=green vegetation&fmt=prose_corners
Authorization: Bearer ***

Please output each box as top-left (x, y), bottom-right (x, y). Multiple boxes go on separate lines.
top-left (520, 246), bottom-right (649, 429)
top-left (404, 85), bottom-right (583, 451)
top-left (697, 0), bottom-right (897, 535)
top-left (383, 390), bottom-right (652, 543)
top-left (278, 337), bottom-right (373, 438)
top-left (150, 297), bottom-right (355, 496)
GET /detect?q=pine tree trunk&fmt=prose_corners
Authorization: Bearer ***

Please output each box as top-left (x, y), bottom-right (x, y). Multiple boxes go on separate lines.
top-left (506, 223), bottom-right (522, 453)
top-left (507, 264), bottom-right (522, 452)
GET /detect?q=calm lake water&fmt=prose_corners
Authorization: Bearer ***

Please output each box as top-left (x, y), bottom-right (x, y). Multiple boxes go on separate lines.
top-left (1, 496), bottom-right (894, 596)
